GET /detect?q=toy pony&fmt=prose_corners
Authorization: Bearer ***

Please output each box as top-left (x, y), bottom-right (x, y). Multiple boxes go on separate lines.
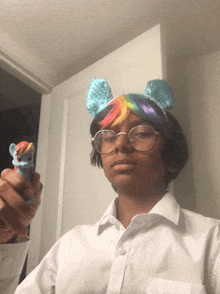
top-left (9, 141), bottom-right (35, 204)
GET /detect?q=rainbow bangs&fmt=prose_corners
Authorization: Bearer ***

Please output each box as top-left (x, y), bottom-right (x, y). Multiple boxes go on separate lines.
top-left (99, 95), bottom-right (128, 128)
top-left (99, 94), bottom-right (160, 129)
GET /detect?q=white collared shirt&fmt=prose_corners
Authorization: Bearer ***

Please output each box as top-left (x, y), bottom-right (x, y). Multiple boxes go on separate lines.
top-left (11, 193), bottom-right (220, 293)
top-left (0, 237), bottom-right (30, 294)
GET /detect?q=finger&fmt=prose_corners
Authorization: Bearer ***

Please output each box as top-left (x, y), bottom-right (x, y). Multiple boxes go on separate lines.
top-left (1, 168), bottom-right (31, 190)
top-left (26, 173), bottom-right (42, 206)
top-left (1, 169), bottom-right (37, 200)
top-left (32, 173), bottom-right (40, 186)
top-left (32, 180), bottom-right (43, 207)
top-left (21, 173), bottom-right (42, 202)
top-left (0, 179), bottom-right (35, 218)
top-left (0, 224), bottom-right (16, 244)
top-left (0, 198), bottom-right (28, 235)
top-left (0, 223), bottom-right (28, 241)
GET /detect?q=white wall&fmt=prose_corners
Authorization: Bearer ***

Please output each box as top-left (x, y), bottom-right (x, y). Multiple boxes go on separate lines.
top-left (163, 55), bottom-right (197, 211)
top-left (163, 50), bottom-right (220, 219)
top-left (186, 51), bottom-right (220, 219)
top-left (28, 24), bottom-right (163, 272)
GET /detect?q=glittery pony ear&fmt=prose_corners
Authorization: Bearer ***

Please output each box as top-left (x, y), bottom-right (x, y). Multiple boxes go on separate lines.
top-left (87, 78), bottom-right (113, 117)
top-left (144, 80), bottom-right (174, 112)
top-left (87, 78), bottom-right (175, 118)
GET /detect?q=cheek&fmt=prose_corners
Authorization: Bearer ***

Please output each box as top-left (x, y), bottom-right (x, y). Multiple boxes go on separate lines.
top-left (150, 139), bottom-right (165, 166)
top-left (138, 155), bottom-right (164, 176)
top-left (101, 156), bottom-right (111, 177)
top-left (137, 145), bottom-right (165, 178)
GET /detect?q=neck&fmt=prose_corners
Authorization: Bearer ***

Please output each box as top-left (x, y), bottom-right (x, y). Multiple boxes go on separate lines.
top-left (116, 187), bottom-right (167, 229)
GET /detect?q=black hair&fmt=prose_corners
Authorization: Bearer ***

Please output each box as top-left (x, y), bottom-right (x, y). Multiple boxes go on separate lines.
top-left (90, 100), bottom-right (188, 187)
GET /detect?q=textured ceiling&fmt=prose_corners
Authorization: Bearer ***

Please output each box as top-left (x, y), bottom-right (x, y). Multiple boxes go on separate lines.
top-left (1, 0), bottom-right (220, 91)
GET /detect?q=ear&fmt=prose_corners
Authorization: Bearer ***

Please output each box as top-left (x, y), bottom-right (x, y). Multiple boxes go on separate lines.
top-left (144, 79), bottom-right (174, 112)
top-left (87, 78), bottom-right (113, 117)
top-left (30, 143), bottom-right (35, 154)
top-left (9, 143), bottom-right (16, 157)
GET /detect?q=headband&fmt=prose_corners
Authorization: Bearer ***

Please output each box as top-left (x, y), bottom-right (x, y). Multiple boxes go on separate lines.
top-left (87, 78), bottom-right (174, 118)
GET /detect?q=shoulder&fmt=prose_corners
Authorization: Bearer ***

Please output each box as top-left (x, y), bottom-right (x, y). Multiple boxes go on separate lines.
top-left (181, 208), bottom-right (220, 225)
top-left (181, 210), bottom-right (220, 286)
top-left (180, 208), bottom-right (220, 238)
top-left (58, 224), bottom-right (98, 248)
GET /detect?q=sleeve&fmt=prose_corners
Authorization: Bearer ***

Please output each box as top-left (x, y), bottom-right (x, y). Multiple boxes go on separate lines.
top-left (0, 237), bottom-right (30, 294)
top-left (14, 238), bottom-right (61, 294)
top-left (212, 250), bottom-right (220, 293)
top-left (204, 223), bottom-right (220, 294)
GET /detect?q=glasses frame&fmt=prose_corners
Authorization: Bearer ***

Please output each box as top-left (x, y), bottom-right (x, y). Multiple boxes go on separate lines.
top-left (92, 125), bottom-right (160, 154)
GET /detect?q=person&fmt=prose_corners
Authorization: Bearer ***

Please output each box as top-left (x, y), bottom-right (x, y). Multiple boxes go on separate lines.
top-left (0, 168), bottom-right (42, 294)
top-left (3, 78), bottom-right (220, 293)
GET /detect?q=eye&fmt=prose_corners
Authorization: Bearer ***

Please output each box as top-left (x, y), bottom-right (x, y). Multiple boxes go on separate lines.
top-left (17, 157), bottom-right (22, 162)
top-left (28, 156), bottom-right (32, 161)
top-left (136, 131), bottom-right (153, 138)
top-left (102, 131), bottom-right (116, 143)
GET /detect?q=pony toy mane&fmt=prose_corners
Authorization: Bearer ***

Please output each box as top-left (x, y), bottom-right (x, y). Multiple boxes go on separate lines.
top-left (15, 141), bottom-right (34, 156)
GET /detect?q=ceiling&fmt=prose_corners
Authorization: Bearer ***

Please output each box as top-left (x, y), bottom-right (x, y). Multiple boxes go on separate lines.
top-left (1, 0), bottom-right (220, 92)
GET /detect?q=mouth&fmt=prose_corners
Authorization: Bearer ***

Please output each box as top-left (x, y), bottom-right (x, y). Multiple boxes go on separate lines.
top-left (111, 159), bottom-right (136, 168)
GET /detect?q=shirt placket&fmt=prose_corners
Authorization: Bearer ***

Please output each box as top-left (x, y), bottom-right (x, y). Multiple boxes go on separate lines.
top-left (106, 227), bottom-right (131, 294)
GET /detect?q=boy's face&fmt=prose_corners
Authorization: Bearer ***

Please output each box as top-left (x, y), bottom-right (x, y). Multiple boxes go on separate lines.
top-left (101, 111), bottom-right (166, 195)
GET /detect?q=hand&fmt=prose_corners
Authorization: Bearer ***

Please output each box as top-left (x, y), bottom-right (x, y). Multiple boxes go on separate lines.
top-left (0, 169), bottom-right (42, 244)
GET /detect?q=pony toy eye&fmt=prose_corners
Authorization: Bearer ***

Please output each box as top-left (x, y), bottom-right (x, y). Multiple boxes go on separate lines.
top-left (17, 157), bottom-right (22, 162)
top-left (28, 156), bottom-right (32, 161)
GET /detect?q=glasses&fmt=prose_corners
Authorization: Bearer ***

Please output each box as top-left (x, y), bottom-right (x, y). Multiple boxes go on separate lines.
top-left (92, 125), bottom-right (159, 154)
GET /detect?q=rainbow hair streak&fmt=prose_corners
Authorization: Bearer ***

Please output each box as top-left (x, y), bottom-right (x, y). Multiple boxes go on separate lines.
top-left (99, 94), bottom-right (165, 129)
top-left (15, 141), bottom-right (34, 156)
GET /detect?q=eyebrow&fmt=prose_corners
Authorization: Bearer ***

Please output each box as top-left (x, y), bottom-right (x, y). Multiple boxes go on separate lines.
top-left (107, 119), bottom-right (150, 132)
top-left (130, 119), bottom-right (149, 127)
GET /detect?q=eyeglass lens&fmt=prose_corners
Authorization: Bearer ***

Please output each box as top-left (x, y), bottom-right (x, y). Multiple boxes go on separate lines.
top-left (93, 125), bottom-right (156, 154)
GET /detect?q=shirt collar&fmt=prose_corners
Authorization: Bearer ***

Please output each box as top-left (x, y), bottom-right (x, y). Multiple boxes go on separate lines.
top-left (149, 192), bottom-right (180, 226)
top-left (96, 192), bottom-right (180, 233)
top-left (96, 198), bottom-right (118, 228)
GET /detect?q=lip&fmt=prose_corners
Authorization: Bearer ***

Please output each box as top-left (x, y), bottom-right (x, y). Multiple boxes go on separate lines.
top-left (111, 159), bottom-right (136, 168)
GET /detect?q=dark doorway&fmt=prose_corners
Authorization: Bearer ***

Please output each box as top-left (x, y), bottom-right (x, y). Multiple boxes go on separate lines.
top-left (0, 67), bottom-right (41, 282)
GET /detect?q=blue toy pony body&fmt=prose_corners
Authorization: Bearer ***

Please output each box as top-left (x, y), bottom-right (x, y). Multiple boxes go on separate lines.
top-left (9, 142), bottom-right (35, 204)
top-left (11, 151), bottom-right (35, 183)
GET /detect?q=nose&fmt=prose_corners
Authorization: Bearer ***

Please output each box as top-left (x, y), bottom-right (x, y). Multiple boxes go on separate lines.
top-left (114, 132), bottom-right (133, 153)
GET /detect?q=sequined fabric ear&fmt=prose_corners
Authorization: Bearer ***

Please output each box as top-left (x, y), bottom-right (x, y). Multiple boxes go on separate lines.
top-left (87, 78), bottom-right (113, 117)
top-left (144, 80), bottom-right (174, 112)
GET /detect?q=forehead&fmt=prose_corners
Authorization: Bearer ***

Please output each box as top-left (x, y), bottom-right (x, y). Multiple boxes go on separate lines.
top-left (106, 111), bottom-right (152, 131)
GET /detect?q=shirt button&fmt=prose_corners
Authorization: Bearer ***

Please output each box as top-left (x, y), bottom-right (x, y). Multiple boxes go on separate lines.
top-left (118, 248), bottom-right (126, 255)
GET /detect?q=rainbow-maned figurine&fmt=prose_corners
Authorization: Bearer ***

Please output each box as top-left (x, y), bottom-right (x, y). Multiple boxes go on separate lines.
top-left (9, 141), bottom-right (35, 204)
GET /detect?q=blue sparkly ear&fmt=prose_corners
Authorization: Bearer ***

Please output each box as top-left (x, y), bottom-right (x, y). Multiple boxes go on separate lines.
top-left (87, 78), bottom-right (113, 117)
top-left (144, 80), bottom-right (174, 112)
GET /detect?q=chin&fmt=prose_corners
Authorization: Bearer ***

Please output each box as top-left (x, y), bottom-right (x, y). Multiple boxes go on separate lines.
top-left (111, 175), bottom-right (140, 192)
top-left (111, 174), bottom-right (165, 195)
